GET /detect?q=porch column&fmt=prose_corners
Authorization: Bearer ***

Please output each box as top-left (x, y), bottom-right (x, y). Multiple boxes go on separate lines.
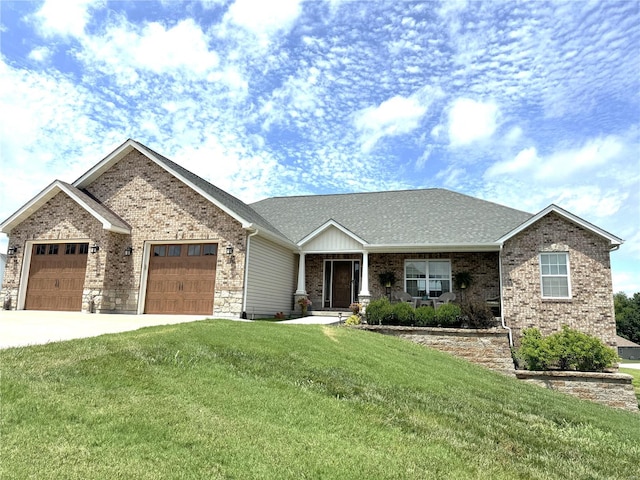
top-left (359, 250), bottom-right (370, 298)
top-left (295, 252), bottom-right (306, 295)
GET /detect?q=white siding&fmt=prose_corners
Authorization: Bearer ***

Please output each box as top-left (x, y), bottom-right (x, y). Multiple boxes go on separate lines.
top-left (244, 235), bottom-right (296, 318)
top-left (304, 226), bottom-right (363, 252)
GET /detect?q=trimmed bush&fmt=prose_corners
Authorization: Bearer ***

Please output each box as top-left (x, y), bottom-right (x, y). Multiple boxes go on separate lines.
top-left (435, 303), bottom-right (461, 327)
top-left (460, 300), bottom-right (497, 328)
top-left (517, 326), bottom-right (618, 372)
top-left (415, 306), bottom-right (436, 327)
top-left (366, 297), bottom-right (393, 325)
top-left (393, 302), bottom-right (415, 326)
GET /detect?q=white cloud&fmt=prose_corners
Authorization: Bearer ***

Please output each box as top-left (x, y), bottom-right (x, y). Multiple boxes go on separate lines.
top-left (485, 135), bottom-right (626, 182)
top-left (448, 98), bottom-right (499, 146)
top-left (224, 0), bottom-right (302, 40)
top-left (27, 46), bottom-right (52, 62)
top-left (33, 0), bottom-right (100, 38)
top-left (354, 89), bottom-right (438, 152)
top-left (81, 19), bottom-right (219, 78)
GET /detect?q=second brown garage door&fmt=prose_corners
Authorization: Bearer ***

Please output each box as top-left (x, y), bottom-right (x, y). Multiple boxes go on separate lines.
top-left (144, 243), bottom-right (218, 315)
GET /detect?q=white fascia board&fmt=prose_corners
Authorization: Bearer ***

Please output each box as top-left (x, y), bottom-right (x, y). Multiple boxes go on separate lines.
top-left (365, 243), bottom-right (501, 254)
top-left (496, 204), bottom-right (624, 246)
top-left (298, 219), bottom-right (369, 247)
top-left (246, 225), bottom-right (297, 250)
top-left (0, 181), bottom-right (131, 234)
top-left (74, 139), bottom-right (253, 229)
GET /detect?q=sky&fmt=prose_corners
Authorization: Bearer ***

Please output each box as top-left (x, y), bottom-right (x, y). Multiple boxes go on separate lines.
top-left (0, 0), bottom-right (639, 294)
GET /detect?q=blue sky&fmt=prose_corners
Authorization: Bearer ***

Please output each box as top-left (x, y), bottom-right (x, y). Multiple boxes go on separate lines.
top-left (1, 0), bottom-right (639, 294)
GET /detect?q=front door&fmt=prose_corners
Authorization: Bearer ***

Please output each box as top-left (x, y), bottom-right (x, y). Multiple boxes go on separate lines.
top-left (332, 261), bottom-right (353, 308)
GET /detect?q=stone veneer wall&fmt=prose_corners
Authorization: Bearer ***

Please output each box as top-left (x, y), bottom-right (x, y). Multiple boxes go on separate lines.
top-left (2, 150), bottom-right (248, 316)
top-left (304, 252), bottom-right (500, 309)
top-left (515, 370), bottom-right (638, 412)
top-left (361, 325), bottom-right (515, 375)
top-left (502, 212), bottom-right (617, 347)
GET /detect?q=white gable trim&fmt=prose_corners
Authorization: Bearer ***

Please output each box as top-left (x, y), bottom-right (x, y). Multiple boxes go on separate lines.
top-left (497, 204), bottom-right (623, 247)
top-left (73, 139), bottom-right (254, 228)
top-left (298, 219), bottom-right (368, 249)
top-left (0, 181), bottom-right (130, 234)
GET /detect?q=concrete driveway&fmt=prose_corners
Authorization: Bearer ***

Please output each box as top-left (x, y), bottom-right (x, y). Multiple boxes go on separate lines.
top-left (0, 310), bottom-right (340, 349)
top-left (0, 310), bottom-right (214, 349)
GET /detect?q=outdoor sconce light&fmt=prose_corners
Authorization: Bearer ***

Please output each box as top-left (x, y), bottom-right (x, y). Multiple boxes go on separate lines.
top-left (7, 246), bottom-right (18, 256)
top-left (225, 245), bottom-right (234, 255)
top-left (90, 244), bottom-right (100, 254)
top-left (124, 246), bottom-right (133, 257)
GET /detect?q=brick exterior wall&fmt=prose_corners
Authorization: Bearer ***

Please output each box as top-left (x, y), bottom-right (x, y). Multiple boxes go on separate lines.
top-left (1, 150), bottom-right (248, 316)
top-left (501, 212), bottom-right (617, 347)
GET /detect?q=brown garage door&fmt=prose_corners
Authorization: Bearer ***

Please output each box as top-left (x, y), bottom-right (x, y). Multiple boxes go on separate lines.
top-left (25, 243), bottom-right (89, 311)
top-left (145, 243), bottom-right (218, 315)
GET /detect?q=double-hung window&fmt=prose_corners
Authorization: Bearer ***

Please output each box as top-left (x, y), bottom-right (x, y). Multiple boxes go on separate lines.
top-left (539, 252), bottom-right (570, 298)
top-left (405, 260), bottom-right (451, 298)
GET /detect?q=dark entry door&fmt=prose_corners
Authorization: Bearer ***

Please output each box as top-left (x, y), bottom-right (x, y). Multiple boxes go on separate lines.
top-left (332, 261), bottom-right (352, 308)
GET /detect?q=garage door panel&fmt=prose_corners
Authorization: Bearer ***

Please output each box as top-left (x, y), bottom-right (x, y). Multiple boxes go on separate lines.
top-left (25, 243), bottom-right (88, 312)
top-left (145, 243), bottom-right (217, 315)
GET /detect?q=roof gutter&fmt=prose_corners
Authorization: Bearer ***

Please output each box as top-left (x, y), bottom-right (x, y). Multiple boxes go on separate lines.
top-left (498, 243), bottom-right (513, 347)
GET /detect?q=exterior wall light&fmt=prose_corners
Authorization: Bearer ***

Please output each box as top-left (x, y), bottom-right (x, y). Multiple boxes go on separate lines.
top-left (225, 245), bottom-right (234, 255)
top-left (7, 246), bottom-right (18, 256)
top-left (124, 246), bottom-right (133, 256)
top-left (90, 244), bottom-right (100, 254)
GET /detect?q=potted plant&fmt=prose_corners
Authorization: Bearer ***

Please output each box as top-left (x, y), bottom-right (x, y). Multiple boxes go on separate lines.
top-left (454, 271), bottom-right (472, 290)
top-left (378, 271), bottom-right (397, 288)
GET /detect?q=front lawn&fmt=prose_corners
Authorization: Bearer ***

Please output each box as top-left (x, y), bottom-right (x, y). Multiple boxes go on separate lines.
top-left (2, 320), bottom-right (639, 479)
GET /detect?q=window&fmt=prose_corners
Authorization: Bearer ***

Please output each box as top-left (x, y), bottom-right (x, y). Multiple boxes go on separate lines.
top-left (35, 244), bottom-right (47, 255)
top-left (188, 245), bottom-right (201, 256)
top-left (168, 245), bottom-right (181, 257)
top-left (47, 244), bottom-right (59, 255)
top-left (78, 243), bottom-right (89, 254)
top-left (540, 253), bottom-right (570, 298)
top-left (203, 244), bottom-right (217, 256)
top-left (153, 246), bottom-right (166, 257)
top-left (65, 244), bottom-right (77, 255)
top-left (405, 260), bottom-right (451, 298)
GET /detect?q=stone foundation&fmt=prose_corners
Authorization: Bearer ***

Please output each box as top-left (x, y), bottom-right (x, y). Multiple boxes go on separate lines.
top-left (515, 370), bottom-right (638, 412)
top-left (360, 325), bottom-right (515, 375)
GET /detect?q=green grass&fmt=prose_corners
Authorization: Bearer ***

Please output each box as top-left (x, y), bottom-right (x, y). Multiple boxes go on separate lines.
top-left (2, 320), bottom-right (639, 479)
top-left (620, 368), bottom-right (640, 403)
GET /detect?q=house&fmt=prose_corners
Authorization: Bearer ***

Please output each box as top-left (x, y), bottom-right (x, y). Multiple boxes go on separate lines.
top-left (0, 139), bottom-right (623, 347)
top-left (617, 335), bottom-right (640, 360)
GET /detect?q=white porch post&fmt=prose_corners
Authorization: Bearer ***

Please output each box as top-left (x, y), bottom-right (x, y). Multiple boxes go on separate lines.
top-left (295, 252), bottom-right (306, 295)
top-left (359, 250), bottom-right (370, 297)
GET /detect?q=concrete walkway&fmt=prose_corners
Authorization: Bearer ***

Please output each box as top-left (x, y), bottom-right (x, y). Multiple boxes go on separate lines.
top-left (0, 310), bottom-right (340, 349)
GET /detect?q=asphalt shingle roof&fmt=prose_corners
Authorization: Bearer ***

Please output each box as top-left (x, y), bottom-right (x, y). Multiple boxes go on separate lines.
top-left (251, 189), bottom-right (533, 246)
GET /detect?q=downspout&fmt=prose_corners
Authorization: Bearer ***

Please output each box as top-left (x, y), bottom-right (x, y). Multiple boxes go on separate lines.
top-left (242, 228), bottom-right (259, 319)
top-left (498, 243), bottom-right (513, 347)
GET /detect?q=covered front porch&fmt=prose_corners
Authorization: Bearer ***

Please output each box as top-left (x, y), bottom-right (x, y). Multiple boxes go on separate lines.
top-left (294, 250), bottom-right (502, 315)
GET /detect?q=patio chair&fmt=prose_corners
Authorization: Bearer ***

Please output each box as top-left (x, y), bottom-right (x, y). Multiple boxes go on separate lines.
top-left (432, 292), bottom-right (456, 309)
top-left (394, 291), bottom-right (421, 308)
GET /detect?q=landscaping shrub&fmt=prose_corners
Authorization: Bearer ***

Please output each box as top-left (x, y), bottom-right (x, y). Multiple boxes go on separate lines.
top-left (366, 297), bottom-right (393, 325)
top-left (415, 306), bottom-right (436, 327)
top-left (517, 326), bottom-right (618, 372)
top-left (393, 302), bottom-right (415, 326)
top-left (435, 303), bottom-right (461, 327)
top-left (344, 314), bottom-right (361, 326)
top-left (460, 300), bottom-right (497, 328)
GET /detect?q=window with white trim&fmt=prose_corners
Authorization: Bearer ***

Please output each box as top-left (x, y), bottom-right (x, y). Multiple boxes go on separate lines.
top-left (405, 260), bottom-right (451, 298)
top-left (539, 252), bottom-right (570, 298)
